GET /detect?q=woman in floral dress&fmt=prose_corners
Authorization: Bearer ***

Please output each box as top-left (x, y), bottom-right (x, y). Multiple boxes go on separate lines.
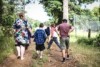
top-left (13, 13), bottom-right (32, 60)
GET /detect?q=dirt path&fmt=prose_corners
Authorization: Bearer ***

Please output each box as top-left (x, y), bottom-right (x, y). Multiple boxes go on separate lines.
top-left (43, 44), bottom-right (78, 67)
top-left (0, 43), bottom-right (34, 67)
top-left (0, 42), bottom-right (79, 67)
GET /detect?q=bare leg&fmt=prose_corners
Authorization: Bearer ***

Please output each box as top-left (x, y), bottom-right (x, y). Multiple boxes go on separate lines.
top-left (40, 51), bottom-right (43, 58)
top-left (20, 45), bottom-right (25, 60)
top-left (16, 46), bottom-right (21, 57)
top-left (36, 50), bottom-right (39, 55)
top-left (66, 49), bottom-right (69, 58)
top-left (62, 49), bottom-right (66, 62)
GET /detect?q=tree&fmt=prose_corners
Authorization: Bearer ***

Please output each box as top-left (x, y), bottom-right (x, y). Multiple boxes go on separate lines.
top-left (40, 0), bottom-right (97, 24)
top-left (40, 0), bottom-right (62, 23)
top-left (0, 0), bottom-right (3, 25)
top-left (63, 0), bottom-right (68, 19)
top-left (92, 7), bottom-right (100, 17)
top-left (0, 0), bottom-right (16, 36)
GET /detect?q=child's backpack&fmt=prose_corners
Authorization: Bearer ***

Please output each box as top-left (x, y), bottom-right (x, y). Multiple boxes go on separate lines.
top-left (34, 29), bottom-right (46, 45)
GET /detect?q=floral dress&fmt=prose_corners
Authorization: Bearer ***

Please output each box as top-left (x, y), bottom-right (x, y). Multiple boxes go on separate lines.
top-left (13, 19), bottom-right (31, 45)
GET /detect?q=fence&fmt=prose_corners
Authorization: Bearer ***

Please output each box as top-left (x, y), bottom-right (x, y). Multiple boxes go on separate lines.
top-left (73, 15), bottom-right (100, 37)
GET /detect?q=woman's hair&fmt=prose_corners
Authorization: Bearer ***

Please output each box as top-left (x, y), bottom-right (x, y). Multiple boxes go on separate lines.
top-left (18, 13), bottom-right (24, 18)
top-left (39, 23), bottom-right (44, 28)
top-left (51, 23), bottom-right (55, 27)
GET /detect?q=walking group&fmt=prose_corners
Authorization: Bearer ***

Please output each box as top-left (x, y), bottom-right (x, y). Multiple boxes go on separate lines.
top-left (13, 13), bottom-right (74, 63)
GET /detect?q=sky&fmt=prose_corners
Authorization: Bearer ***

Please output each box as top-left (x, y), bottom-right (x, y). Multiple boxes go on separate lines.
top-left (81, 1), bottom-right (99, 10)
top-left (25, 1), bottom-right (50, 22)
top-left (25, 1), bottom-right (99, 22)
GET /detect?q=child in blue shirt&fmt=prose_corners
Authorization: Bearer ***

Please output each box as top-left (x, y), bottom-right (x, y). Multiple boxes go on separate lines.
top-left (34, 23), bottom-right (47, 58)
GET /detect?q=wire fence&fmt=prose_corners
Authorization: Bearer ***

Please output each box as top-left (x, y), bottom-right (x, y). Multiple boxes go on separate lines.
top-left (73, 15), bottom-right (100, 37)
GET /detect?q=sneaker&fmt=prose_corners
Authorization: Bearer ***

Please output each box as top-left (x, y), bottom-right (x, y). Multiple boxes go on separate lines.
top-left (67, 55), bottom-right (69, 58)
top-left (62, 58), bottom-right (65, 63)
top-left (40, 55), bottom-right (42, 58)
top-left (62, 59), bottom-right (65, 63)
top-left (17, 56), bottom-right (20, 59)
top-left (66, 55), bottom-right (70, 60)
top-left (21, 57), bottom-right (24, 60)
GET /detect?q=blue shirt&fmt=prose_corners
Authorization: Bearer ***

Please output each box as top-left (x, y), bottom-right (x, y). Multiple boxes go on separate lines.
top-left (34, 28), bottom-right (47, 45)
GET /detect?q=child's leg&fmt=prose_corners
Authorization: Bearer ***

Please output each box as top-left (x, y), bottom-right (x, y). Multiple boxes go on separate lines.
top-left (36, 50), bottom-right (39, 55)
top-left (40, 51), bottom-right (43, 58)
top-left (47, 38), bottom-right (53, 49)
top-left (54, 37), bottom-right (61, 50)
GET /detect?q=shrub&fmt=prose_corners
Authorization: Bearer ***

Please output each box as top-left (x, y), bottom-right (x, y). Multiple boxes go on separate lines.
top-left (0, 36), bottom-right (14, 63)
top-left (77, 37), bottom-right (94, 45)
top-left (77, 34), bottom-right (100, 46)
top-left (93, 34), bottom-right (100, 46)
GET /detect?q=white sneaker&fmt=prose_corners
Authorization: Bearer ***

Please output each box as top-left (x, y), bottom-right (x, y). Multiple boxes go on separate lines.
top-left (21, 57), bottom-right (24, 60)
top-left (36, 51), bottom-right (39, 55)
top-left (40, 55), bottom-right (42, 58)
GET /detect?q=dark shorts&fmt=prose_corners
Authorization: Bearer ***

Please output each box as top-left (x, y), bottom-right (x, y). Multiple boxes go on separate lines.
top-left (60, 37), bottom-right (69, 50)
top-left (15, 42), bottom-right (29, 47)
top-left (36, 44), bottom-right (45, 51)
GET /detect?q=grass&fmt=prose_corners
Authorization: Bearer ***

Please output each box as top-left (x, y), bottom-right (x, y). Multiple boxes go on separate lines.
top-left (70, 31), bottom-right (100, 67)
top-left (70, 43), bottom-right (100, 67)
top-left (31, 50), bottom-right (48, 67)
top-left (31, 31), bottom-right (99, 67)
top-left (0, 37), bottom-right (15, 63)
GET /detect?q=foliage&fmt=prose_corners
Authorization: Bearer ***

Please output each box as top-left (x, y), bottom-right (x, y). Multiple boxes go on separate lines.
top-left (77, 37), bottom-right (94, 45)
top-left (77, 34), bottom-right (100, 46)
top-left (40, 0), bottom-right (63, 23)
top-left (0, 0), bottom-right (15, 27)
top-left (92, 7), bottom-right (100, 17)
top-left (0, 36), bottom-right (15, 63)
top-left (31, 51), bottom-right (48, 67)
top-left (0, 0), bottom-right (15, 63)
top-left (40, 0), bottom-right (97, 24)
top-left (70, 0), bottom-right (95, 5)
top-left (93, 34), bottom-right (100, 46)
top-left (71, 42), bottom-right (100, 67)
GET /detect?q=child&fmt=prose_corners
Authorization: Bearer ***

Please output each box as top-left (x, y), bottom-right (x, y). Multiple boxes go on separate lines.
top-left (34, 23), bottom-right (47, 58)
top-left (47, 24), bottom-right (61, 50)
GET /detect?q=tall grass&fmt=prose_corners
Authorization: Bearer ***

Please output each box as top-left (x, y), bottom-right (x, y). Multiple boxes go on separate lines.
top-left (70, 31), bottom-right (100, 67)
top-left (0, 36), bottom-right (15, 63)
top-left (70, 43), bottom-right (100, 67)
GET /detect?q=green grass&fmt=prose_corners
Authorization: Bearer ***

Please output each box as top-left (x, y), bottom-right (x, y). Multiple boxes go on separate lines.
top-left (31, 50), bottom-right (48, 67)
top-left (69, 31), bottom-right (100, 67)
top-left (0, 37), bottom-right (15, 63)
top-left (31, 31), bottom-right (99, 67)
top-left (70, 31), bottom-right (98, 38)
top-left (70, 43), bottom-right (100, 67)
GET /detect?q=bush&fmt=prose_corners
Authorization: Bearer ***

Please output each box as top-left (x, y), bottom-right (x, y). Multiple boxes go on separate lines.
top-left (93, 34), bottom-right (100, 46)
top-left (77, 37), bottom-right (94, 45)
top-left (0, 36), bottom-right (15, 63)
top-left (77, 34), bottom-right (100, 46)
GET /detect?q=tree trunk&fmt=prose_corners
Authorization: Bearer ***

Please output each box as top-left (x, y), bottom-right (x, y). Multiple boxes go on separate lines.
top-left (63, 0), bottom-right (68, 20)
top-left (0, 0), bottom-right (3, 25)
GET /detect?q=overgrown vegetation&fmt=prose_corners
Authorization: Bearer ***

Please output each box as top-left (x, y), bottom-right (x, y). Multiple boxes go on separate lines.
top-left (0, 0), bottom-right (15, 63)
top-left (31, 50), bottom-right (48, 67)
top-left (70, 32), bottom-right (100, 67)
top-left (71, 43), bottom-right (100, 67)
top-left (77, 34), bottom-right (100, 46)
top-left (0, 36), bottom-right (15, 63)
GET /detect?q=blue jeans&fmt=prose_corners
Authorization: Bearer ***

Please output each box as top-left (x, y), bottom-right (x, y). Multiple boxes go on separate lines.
top-left (47, 37), bottom-right (61, 49)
